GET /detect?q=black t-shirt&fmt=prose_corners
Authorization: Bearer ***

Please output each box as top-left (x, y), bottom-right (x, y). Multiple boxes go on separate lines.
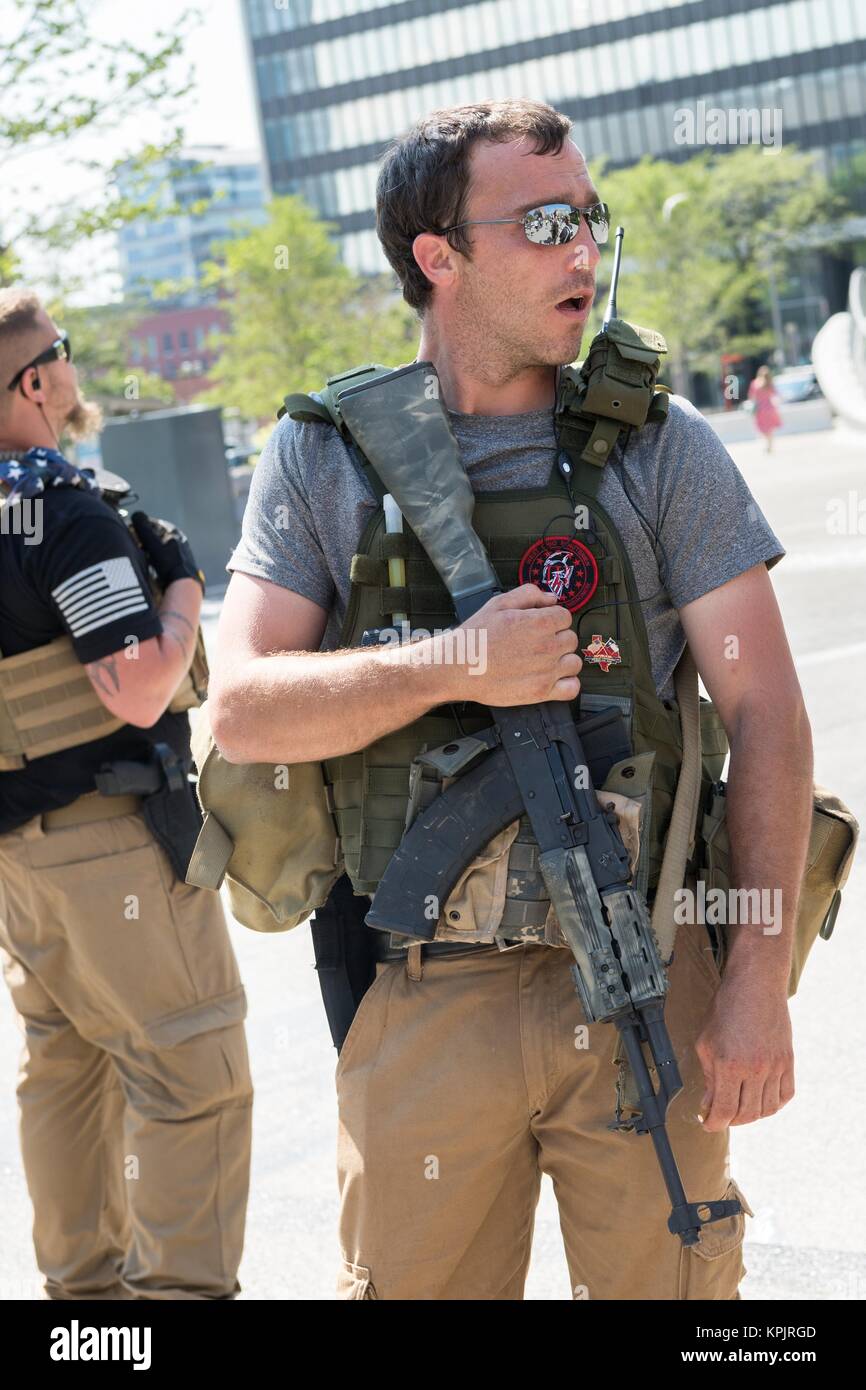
top-left (0, 482), bottom-right (191, 834)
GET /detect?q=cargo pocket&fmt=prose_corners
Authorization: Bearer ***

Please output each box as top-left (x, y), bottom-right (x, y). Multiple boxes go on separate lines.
top-left (27, 839), bottom-right (208, 1032)
top-left (337, 1259), bottom-right (378, 1300)
top-left (680, 1179), bottom-right (753, 1300)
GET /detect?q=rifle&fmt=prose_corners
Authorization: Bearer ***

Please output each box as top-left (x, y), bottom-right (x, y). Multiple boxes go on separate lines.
top-left (336, 238), bottom-right (741, 1248)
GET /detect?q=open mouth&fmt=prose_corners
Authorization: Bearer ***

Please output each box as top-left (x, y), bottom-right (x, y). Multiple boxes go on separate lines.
top-left (555, 295), bottom-right (591, 317)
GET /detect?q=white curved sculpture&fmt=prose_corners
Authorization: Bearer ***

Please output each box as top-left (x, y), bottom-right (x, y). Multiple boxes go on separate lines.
top-left (812, 267), bottom-right (866, 430)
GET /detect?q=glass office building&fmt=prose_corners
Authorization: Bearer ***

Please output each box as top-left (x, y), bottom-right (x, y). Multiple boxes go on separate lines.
top-left (117, 146), bottom-right (267, 304)
top-left (242, 0), bottom-right (866, 278)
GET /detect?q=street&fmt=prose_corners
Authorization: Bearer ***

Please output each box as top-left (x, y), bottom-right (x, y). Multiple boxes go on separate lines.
top-left (0, 421), bottom-right (863, 1300)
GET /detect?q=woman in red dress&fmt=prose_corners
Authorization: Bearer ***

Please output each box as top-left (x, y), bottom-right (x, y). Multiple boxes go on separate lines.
top-left (747, 365), bottom-right (783, 453)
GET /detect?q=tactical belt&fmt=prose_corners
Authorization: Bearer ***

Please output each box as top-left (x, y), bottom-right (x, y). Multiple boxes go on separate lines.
top-left (39, 790), bottom-right (143, 831)
top-left (375, 935), bottom-right (554, 963)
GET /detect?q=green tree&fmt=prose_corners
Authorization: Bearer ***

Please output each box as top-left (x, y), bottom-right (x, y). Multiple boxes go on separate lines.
top-left (200, 196), bottom-right (418, 419)
top-left (593, 145), bottom-right (845, 394)
top-left (830, 149), bottom-right (866, 266)
top-left (0, 0), bottom-right (198, 285)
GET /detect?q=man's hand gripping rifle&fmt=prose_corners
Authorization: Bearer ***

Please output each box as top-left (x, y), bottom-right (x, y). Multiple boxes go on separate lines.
top-left (336, 239), bottom-right (740, 1248)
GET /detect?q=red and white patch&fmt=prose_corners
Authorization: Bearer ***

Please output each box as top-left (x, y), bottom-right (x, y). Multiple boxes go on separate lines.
top-left (581, 634), bottom-right (622, 673)
top-left (517, 535), bottom-right (598, 613)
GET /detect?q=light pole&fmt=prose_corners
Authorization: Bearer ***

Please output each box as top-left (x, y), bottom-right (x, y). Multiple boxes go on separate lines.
top-left (762, 241), bottom-right (787, 368)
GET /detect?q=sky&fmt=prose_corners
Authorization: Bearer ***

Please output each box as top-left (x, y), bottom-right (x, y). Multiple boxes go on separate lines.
top-left (2, 0), bottom-right (261, 301)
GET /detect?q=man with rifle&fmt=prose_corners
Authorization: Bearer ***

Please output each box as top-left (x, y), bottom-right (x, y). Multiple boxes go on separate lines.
top-left (212, 99), bottom-right (811, 1299)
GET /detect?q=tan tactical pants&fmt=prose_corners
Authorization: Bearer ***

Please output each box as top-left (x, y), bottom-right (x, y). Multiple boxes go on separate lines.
top-left (336, 918), bottom-right (751, 1300)
top-left (0, 804), bottom-right (252, 1301)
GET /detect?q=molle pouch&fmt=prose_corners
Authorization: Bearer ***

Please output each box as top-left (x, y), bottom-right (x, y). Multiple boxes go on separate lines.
top-left (582, 319), bottom-right (668, 428)
top-left (186, 703), bottom-right (344, 932)
top-left (434, 819), bottom-right (522, 942)
top-left (699, 782), bottom-right (859, 997)
top-left (600, 751), bottom-right (656, 901)
top-left (597, 790), bottom-right (642, 878)
top-left (569, 319), bottom-right (669, 467)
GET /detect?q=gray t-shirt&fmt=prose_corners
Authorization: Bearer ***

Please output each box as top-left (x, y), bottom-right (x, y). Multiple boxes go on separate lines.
top-left (228, 394), bottom-right (783, 702)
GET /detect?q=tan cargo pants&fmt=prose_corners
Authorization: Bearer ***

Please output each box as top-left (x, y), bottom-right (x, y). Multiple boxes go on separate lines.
top-left (0, 804), bottom-right (253, 1300)
top-left (336, 918), bottom-right (751, 1300)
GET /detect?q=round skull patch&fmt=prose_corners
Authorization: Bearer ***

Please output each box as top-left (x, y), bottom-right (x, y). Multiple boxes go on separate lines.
top-left (517, 535), bottom-right (599, 612)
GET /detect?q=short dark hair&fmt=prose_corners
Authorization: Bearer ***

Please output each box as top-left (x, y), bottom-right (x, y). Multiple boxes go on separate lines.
top-left (376, 99), bottom-right (572, 316)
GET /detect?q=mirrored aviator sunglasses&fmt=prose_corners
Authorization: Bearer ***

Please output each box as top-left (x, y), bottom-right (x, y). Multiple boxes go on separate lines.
top-left (523, 202), bottom-right (611, 246)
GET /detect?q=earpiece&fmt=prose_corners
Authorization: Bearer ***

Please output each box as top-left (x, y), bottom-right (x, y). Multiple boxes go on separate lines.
top-left (31, 372), bottom-right (41, 391)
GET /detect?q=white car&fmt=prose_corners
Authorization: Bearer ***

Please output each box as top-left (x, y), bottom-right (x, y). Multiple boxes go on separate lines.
top-left (772, 366), bottom-right (823, 403)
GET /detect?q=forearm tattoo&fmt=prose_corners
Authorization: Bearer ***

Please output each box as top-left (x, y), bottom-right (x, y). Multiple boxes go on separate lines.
top-left (87, 653), bottom-right (121, 697)
top-left (160, 607), bottom-right (196, 661)
top-left (161, 609), bottom-right (195, 636)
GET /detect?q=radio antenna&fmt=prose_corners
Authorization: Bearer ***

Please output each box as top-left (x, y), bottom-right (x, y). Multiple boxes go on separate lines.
top-left (603, 225), bottom-right (625, 330)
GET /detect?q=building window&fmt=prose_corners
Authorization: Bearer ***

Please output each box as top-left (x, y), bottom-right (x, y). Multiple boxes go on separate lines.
top-left (163, 332), bottom-right (174, 352)
top-left (179, 329), bottom-right (190, 350)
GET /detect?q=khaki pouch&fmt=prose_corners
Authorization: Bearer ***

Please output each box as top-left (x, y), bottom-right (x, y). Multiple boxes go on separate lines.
top-left (700, 782), bottom-right (859, 997)
top-left (434, 819), bottom-right (522, 942)
top-left (433, 789), bottom-right (643, 944)
top-left (186, 702), bottom-right (344, 932)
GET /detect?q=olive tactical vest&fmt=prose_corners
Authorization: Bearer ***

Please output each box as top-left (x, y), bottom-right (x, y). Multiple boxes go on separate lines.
top-left (285, 364), bottom-right (729, 935)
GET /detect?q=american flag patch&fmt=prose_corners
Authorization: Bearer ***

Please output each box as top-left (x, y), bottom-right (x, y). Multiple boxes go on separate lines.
top-left (51, 556), bottom-right (150, 637)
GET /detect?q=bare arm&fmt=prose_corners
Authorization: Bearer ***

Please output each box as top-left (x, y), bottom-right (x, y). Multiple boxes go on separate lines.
top-left (208, 572), bottom-right (583, 765)
top-left (208, 573), bottom-right (465, 764)
top-left (84, 577), bottom-right (202, 727)
top-left (679, 562), bottom-right (812, 1130)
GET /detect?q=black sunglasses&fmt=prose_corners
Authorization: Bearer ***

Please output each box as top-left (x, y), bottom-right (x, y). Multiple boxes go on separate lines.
top-left (439, 202), bottom-right (611, 247)
top-left (7, 330), bottom-right (72, 392)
